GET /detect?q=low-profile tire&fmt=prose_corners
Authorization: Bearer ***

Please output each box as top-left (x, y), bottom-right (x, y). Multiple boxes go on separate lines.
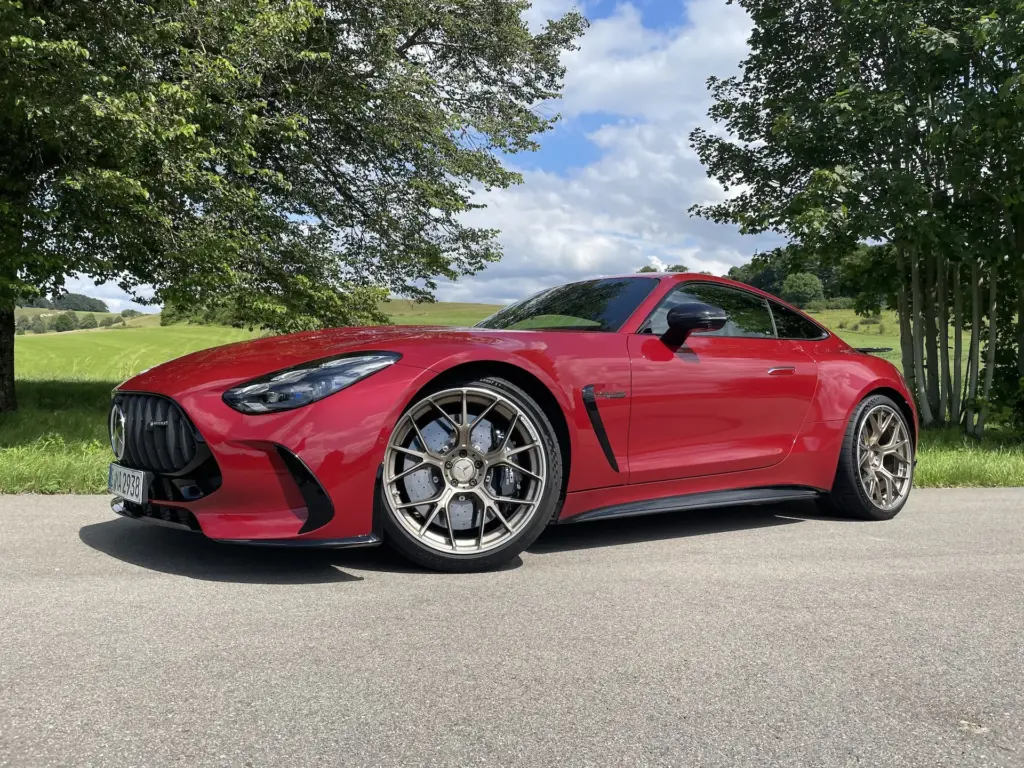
top-left (817, 393), bottom-right (915, 521)
top-left (380, 376), bottom-right (564, 572)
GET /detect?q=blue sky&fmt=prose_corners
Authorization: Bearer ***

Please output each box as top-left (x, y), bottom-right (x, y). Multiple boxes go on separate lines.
top-left (77, 0), bottom-right (774, 311)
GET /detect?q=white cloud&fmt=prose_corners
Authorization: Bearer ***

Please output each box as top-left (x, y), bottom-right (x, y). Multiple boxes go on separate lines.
top-left (62, 275), bottom-right (155, 314)
top-left (436, 0), bottom-right (776, 304)
top-left (558, 0), bottom-right (751, 121)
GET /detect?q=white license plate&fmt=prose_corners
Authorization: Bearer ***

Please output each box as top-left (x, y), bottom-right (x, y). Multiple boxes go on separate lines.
top-left (108, 464), bottom-right (147, 504)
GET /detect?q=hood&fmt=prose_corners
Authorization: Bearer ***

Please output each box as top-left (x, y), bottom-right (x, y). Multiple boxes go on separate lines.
top-left (122, 325), bottom-right (467, 398)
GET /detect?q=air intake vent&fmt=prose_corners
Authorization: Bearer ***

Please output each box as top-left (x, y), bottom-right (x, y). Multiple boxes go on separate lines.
top-left (111, 393), bottom-right (209, 476)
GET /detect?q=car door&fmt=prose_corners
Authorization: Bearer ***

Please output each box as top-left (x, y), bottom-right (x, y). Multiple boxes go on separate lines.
top-left (626, 282), bottom-right (818, 484)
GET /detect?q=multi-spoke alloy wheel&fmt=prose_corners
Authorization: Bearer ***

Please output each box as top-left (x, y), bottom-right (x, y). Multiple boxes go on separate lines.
top-left (818, 393), bottom-right (915, 521)
top-left (381, 379), bottom-right (560, 568)
top-left (856, 404), bottom-right (913, 510)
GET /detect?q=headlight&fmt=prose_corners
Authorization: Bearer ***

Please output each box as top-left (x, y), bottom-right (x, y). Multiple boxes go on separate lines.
top-left (222, 352), bottom-right (400, 414)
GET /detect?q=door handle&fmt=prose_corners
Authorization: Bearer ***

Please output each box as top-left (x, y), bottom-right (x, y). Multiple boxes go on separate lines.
top-left (767, 366), bottom-right (796, 376)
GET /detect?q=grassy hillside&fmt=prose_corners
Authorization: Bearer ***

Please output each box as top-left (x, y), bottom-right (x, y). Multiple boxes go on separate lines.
top-left (384, 299), bottom-right (501, 326)
top-left (3, 302), bottom-right (1021, 493)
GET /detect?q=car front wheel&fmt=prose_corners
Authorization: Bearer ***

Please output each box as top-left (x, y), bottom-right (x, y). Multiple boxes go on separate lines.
top-left (817, 394), bottom-right (915, 520)
top-left (380, 376), bottom-right (563, 572)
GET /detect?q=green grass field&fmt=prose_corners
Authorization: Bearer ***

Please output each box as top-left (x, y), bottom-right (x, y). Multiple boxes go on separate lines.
top-left (3, 304), bottom-right (1022, 493)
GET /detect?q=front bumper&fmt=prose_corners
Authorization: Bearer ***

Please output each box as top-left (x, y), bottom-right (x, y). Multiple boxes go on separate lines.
top-left (110, 362), bottom-right (428, 543)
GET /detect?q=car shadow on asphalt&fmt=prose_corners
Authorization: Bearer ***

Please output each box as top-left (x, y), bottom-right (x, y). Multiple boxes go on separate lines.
top-left (79, 500), bottom-right (820, 583)
top-left (528, 500), bottom-right (815, 554)
top-left (78, 520), bottom-right (377, 584)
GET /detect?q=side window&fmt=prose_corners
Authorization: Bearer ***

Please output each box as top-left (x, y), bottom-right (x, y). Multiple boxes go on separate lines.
top-left (644, 283), bottom-right (776, 339)
top-left (770, 302), bottom-right (828, 340)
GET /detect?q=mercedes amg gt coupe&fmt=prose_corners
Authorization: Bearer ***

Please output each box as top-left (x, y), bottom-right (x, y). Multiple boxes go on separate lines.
top-left (108, 273), bottom-right (917, 571)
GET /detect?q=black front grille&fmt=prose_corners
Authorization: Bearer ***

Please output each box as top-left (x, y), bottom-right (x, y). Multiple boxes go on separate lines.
top-left (112, 393), bottom-right (208, 475)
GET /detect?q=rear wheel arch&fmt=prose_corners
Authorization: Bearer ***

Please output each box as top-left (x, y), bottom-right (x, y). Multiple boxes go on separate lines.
top-left (864, 386), bottom-right (917, 448)
top-left (404, 360), bottom-right (572, 495)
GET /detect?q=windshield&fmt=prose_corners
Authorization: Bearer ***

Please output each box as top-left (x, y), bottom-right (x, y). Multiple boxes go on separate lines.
top-left (475, 277), bottom-right (658, 332)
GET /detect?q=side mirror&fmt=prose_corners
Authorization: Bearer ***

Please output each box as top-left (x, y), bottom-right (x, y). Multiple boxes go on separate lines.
top-left (662, 302), bottom-right (727, 345)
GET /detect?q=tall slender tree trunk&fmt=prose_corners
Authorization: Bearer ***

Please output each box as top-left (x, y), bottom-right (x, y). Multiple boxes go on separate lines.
top-left (910, 247), bottom-right (935, 426)
top-left (965, 261), bottom-right (982, 436)
top-left (1018, 274), bottom-right (1024, 381)
top-left (951, 264), bottom-right (963, 426)
top-left (0, 300), bottom-right (15, 413)
top-left (924, 250), bottom-right (941, 418)
top-left (896, 248), bottom-right (916, 391)
top-left (976, 264), bottom-right (999, 436)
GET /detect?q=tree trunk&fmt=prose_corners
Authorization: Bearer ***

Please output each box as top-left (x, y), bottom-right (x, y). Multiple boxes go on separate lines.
top-left (0, 301), bottom-right (15, 413)
top-left (965, 261), bottom-right (982, 436)
top-left (951, 264), bottom-right (963, 426)
top-left (910, 248), bottom-right (935, 426)
top-left (976, 264), bottom-right (999, 436)
top-left (936, 252), bottom-right (951, 424)
top-left (896, 249), bottom-right (916, 392)
top-left (924, 250), bottom-right (941, 418)
top-left (1018, 274), bottom-right (1024, 381)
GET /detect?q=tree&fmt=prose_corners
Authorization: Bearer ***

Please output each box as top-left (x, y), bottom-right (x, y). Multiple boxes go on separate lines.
top-left (120, 309), bottom-right (142, 319)
top-left (51, 293), bottom-right (108, 312)
top-left (637, 266), bottom-right (658, 273)
top-left (780, 273), bottom-right (825, 308)
top-left (16, 297), bottom-right (51, 309)
top-left (665, 264), bottom-right (689, 273)
top-left (28, 316), bottom-right (46, 334)
top-left (99, 316), bottom-right (115, 328)
top-left (52, 312), bottom-right (75, 332)
top-left (691, 0), bottom-right (1024, 434)
top-left (79, 313), bottom-right (98, 329)
top-left (0, 1), bottom-right (588, 411)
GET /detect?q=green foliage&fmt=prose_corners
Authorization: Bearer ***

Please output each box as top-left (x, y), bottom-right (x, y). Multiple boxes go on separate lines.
top-left (78, 313), bottom-right (98, 329)
top-left (637, 266), bottom-right (658, 273)
top-left (52, 293), bottom-right (108, 313)
top-left (51, 313), bottom-right (75, 332)
top-left (120, 309), bottom-right (142, 319)
top-left (16, 297), bottom-right (52, 309)
top-left (98, 316), bottom-right (115, 328)
top-left (691, 0), bottom-right (1024, 433)
top-left (665, 264), bottom-right (689, 273)
top-left (0, 0), bottom-right (588, 411)
top-left (28, 316), bottom-right (46, 334)
top-left (726, 259), bottom-right (784, 296)
top-left (780, 272), bottom-right (825, 308)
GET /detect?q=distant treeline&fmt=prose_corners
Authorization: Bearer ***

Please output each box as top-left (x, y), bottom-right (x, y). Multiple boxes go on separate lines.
top-left (17, 293), bottom-right (109, 313)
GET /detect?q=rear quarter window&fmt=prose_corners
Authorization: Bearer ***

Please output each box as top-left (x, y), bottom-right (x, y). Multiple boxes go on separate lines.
top-left (770, 302), bottom-right (829, 340)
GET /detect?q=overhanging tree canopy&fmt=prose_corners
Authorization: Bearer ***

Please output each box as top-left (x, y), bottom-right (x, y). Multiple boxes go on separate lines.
top-left (0, 0), bottom-right (587, 411)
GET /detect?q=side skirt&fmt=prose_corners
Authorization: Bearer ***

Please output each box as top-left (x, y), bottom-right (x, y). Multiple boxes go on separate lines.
top-left (563, 487), bottom-right (820, 524)
top-left (215, 534), bottom-right (382, 549)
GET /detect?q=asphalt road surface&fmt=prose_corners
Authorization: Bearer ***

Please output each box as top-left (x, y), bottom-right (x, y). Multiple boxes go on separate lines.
top-left (2, 489), bottom-right (1023, 767)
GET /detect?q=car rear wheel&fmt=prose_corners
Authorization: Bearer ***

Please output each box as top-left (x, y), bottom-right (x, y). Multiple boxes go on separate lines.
top-left (380, 376), bottom-right (563, 572)
top-left (817, 394), bottom-right (914, 520)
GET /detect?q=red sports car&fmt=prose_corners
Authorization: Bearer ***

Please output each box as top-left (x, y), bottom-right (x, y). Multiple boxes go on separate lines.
top-left (108, 273), bottom-right (917, 571)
